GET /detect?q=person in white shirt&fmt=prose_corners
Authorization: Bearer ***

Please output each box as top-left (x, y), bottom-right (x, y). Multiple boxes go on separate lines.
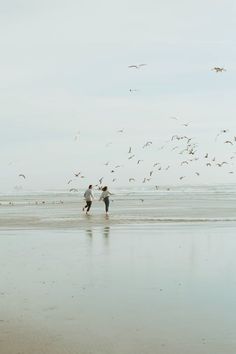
top-left (99, 186), bottom-right (112, 215)
top-left (83, 185), bottom-right (94, 214)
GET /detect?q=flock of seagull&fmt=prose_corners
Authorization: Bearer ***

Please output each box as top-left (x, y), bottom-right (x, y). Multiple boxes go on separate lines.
top-left (17, 64), bottom-right (229, 192)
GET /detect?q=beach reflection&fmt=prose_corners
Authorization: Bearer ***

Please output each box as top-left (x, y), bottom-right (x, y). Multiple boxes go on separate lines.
top-left (103, 226), bottom-right (110, 238)
top-left (85, 228), bottom-right (93, 238)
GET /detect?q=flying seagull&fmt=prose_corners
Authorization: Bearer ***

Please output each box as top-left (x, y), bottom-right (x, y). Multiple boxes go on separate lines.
top-left (128, 64), bottom-right (147, 69)
top-left (19, 174), bottom-right (26, 179)
top-left (117, 128), bottom-right (124, 133)
top-left (211, 67), bottom-right (226, 73)
top-left (129, 178), bottom-right (135, 182)
top-left (69, 188), bottom-right (78, 192)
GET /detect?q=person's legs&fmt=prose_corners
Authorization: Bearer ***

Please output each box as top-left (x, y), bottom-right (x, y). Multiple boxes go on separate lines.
top-left (86, 201), bottom-right (92, 212)
top-left (104, 197), bottom-right (109, 213)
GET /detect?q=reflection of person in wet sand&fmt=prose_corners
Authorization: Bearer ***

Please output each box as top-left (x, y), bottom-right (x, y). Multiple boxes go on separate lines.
top-left (86, 229), bottom-right (93, 238)
top-left (99, 186), bottom-right (112, 215)
top-left (103, 226), bottom-right (110, 238)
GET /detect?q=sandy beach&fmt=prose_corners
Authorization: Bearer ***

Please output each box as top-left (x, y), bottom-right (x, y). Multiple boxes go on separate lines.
top-left (0, 188), bottom-right (236, 354)
top-left (1, 188), bottom-right (236, 353)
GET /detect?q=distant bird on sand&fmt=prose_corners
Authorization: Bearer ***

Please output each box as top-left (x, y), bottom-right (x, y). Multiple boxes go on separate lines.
top-left (128, 64), bottom-right (147, 69)
top-left (211, 67), bottom-right (226, 73)
top-left (19, 174), bottom-right (26, 179)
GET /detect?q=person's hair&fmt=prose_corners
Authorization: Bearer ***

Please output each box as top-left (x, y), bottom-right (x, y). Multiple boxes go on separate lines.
top-left (89, 185), bottom-right (92, 189)
top-left (102, 186), bottom-right (107, 191)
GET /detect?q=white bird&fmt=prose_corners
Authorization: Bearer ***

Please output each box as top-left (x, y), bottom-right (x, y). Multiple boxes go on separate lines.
top-left (179, 176), bottom-right (185, 180)
top-left (128, 154), bottom-right (135, 160)
top-left (128, 64), bottom-right (147, 69)
top-left (19, 174), bottom-right (26, 179)
top-left (137, 159), bottom-right (143, 164)
top-left (225, 140), bottom-right (233, 145)
top-left (69, 188), bottom-right (78, 192)
top-left (129, 178), bottom-right (135, 182)
top-left (99, 177), bottom-right (103, 184)
top-left (67, 179), bottom-right (73, 184)
top-left (211, 67), bottom-right (226, 73)
top-left (143, 141), bottom-right (152, 148)
top-left (117, 128), bottom-right (124, 133)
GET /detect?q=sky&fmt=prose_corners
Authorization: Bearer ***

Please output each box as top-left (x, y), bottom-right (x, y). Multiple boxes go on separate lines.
top-left (0, 0), bottom-right (236, 192)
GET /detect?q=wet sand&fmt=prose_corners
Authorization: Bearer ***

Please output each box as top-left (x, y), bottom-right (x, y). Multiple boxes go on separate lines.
top-left (1, 222), bottom-right (236, 353)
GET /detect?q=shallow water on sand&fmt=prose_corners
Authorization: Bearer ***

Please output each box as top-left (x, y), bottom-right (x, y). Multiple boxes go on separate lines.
top-left (1, 185), bottom-right (236, 228)
top-left (0, 223), bottom-right (236, 353)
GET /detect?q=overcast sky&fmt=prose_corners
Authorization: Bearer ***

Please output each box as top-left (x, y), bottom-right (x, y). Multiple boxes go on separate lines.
top-left (0, 0), bottom-right (236, 192)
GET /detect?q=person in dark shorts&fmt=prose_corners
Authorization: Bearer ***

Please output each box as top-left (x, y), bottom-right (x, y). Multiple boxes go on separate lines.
top-left (99, 186), bottom-right (112, 215)
top-left (83, 185), bottom-right (94, 214)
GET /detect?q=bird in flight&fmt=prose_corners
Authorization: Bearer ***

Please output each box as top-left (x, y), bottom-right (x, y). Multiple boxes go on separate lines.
top-left (129, 89), bottom-right (138, 93)
top-left (225, 140), bottom-right (233, 145)
top-left (19, 174), bottom-right (26, 179)
top-left (117, 128), bottom-right (124, 133)
top-left (129, 178), bottom-right (135, 182)
top-left (211, 67), bottom-right (226, 73)
top-left (182, 122), bottom-right (191, 127)
top-left (69, 188), bottom-right (78, 192)
top-left (128, 154), bottom-right (135, 160)
top-left (99, 177), bottom-right (104, 185)
top-left (143, 141), bottom-right (152, 148)
top-left (128, 64), bottom-right (147, 69)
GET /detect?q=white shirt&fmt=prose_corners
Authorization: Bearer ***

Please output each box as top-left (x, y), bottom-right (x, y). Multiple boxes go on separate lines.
top-left (99, 190), bottom-right (111, 200)
top-left (84, 189), bottom-right (94, 201)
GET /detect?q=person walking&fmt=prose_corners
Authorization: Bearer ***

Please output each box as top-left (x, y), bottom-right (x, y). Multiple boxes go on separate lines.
top-left (99, 186), bottom-right (112, 215)
top-left (83, 185), bottom-right (94, 214)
